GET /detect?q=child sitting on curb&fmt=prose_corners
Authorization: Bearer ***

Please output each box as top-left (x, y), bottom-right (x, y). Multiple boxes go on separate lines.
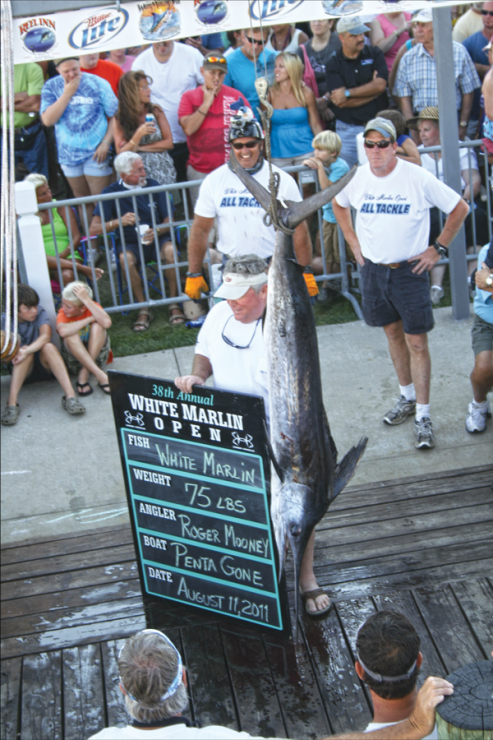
top-left (1, 284), bottom-right (85, 426)
top-left (56, 282), bottom-right (112, 396)
top-left (303, 131), bottom-right (352, 293)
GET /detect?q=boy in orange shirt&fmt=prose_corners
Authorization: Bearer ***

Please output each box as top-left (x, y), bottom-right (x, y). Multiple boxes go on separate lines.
top-left (56, 281), bottom-right (112, 396)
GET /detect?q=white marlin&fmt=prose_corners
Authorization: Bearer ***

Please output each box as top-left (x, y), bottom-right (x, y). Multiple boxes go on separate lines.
top-left (229, 154), bottom-right (368, 616)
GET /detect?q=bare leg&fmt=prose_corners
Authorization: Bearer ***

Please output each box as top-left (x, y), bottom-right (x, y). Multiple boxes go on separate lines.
top-left (39, 343), bottom-right (76, 398)
top-left (85, 173), bottom-right (112, 226)
top-left (63, 332), bottom-right (108, 387)
top-left (161, 240), bottom-right (179, 299)
top-left (470, 350), bottom-right (493, 403)
top-left (384, 320), bottom-right (412, 387)
top-left (430, 263), bottom-right (446, 288)
top-left (7, 354), bottom-right (34, 406)
top-left (299, 530), bottom-right (330, 614)
top-left (66, 175), bottom-right (92, 228)
top-left (75, 323), bottom-right (108, 387)
top-left (405, 332), bottom-right (431, 405)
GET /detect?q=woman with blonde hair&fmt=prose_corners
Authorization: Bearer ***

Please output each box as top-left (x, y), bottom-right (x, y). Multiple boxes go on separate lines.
top-left (266, 52), bottom-right (323, 168)
top-left (114, 71), bottom-right (176, 185)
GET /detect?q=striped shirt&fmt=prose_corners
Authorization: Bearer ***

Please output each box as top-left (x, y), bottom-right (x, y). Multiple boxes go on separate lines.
top-left (393, 41), bottom-right (480, 112)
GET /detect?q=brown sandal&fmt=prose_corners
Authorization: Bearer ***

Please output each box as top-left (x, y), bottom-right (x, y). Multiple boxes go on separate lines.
top-left (301, 588), bottom-right (331, 618)
top-left (169, 305), bottom-right (186, 326)
top-left (133, 309), bottom-right (154, 332)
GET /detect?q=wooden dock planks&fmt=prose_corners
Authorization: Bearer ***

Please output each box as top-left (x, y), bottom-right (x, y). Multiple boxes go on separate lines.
top-left (1, 464), bottom-right (492, 738)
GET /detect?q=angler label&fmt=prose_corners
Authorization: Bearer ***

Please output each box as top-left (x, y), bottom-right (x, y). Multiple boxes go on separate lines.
top-left (109, 370), bottom-right (286, 632)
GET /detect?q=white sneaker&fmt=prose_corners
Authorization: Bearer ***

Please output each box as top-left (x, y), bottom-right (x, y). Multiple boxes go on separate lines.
top-left (430, 285), bottom-right (444, 305)
top-left (90, 247), bottom-right (101, 265)
top-left (466, 400), bottom-right (491, 433)
top-left (110, 250), bottom-right (117, 272)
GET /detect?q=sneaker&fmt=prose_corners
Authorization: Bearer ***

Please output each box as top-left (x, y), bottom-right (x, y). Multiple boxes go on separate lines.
top-left (430, 285), bottom-right (444, 305)
top-left (414, 417), bottom-right (435, 449)
top-left (62, 396), bottom-right (86, 415)
top-left (1, 404), bottom-right (20, 426)
top-left (466, 400), bottom-right (491, 433)
top-left (110, 250), bottom-right (117, 272)
top-left (89, 247), bottom-right (101, 265)
top-left (383, 395), bottom-right (416, 425)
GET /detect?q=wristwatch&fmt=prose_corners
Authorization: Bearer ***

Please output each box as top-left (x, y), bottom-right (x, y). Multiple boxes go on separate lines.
top-left (345, 89), bottom-right (351, 98)
top-left (433, 240), bottom-right (448, 257)
top-left (486, 273), bottom-right (493, 287)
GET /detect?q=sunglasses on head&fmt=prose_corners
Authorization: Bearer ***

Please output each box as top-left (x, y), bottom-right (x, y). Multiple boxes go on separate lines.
top-left (364, 139), bottom-right (392, 149)
top-left (231, 141), bottom-right (259, 150)
top-left (244, 34), bottom-right (264, 45)
top-left (206, 56), bottom-right (227, 64)
top-left (482, 9), bottom-right (493, 15)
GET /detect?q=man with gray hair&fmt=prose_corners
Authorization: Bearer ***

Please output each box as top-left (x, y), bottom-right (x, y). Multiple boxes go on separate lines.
top-left (88, 627), bottom-right (454, 738)
top-left (89, 152), bottom-right (183, 331)
top-left (175, 254), bottom-right (269, 421)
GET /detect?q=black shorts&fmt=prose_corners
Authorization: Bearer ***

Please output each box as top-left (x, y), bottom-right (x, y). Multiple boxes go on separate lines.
top-left (360, 258), bottom-right (434, 335)
top-left (7, 350), bottom-right (52, 384)
top-left (116, 241), bottom-right (158, 269)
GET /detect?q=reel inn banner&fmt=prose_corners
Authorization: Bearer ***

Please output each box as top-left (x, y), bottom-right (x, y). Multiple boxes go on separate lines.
top-left (13, 0), bottom-right (470, 65)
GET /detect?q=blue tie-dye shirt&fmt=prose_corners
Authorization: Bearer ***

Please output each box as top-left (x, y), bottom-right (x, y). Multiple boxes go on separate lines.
top-left (41, 73), bottom-right (118, 166)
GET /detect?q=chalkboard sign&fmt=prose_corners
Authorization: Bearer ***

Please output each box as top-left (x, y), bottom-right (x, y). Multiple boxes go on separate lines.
top-left (108, 370), bottom-right (288, 633)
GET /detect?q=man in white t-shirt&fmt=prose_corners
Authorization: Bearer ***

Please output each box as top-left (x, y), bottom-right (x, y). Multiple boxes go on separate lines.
top-left (333, 117), bottom-right (469, 450)
top-left (131, 41), bottom-right (204, 182)
top-left (183, 108), bottom-right (313, 301)
top-left (356, 610), bottom-right (445, 739)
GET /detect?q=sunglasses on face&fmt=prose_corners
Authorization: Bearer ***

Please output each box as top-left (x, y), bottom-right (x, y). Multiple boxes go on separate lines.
top-left (482, 9), bottom-right (493, 15)
top-left (231, 141), bottom-right (259, 150)
top-left (206, 56), bottom-right (227, 64)
top-left (364, 139), bottom-right (392, 149)
top-left (244, 35), bottom-right (264, 45)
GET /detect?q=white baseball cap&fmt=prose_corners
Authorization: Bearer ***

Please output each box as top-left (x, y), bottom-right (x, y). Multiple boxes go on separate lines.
top-left (215, 271), bottom-right (268, 300)
top-left (412, 8), bottom-right (433, 23)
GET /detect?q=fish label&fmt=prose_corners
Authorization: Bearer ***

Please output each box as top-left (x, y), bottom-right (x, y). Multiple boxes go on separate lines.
top-left (109, 371), bottom-right (288, 633)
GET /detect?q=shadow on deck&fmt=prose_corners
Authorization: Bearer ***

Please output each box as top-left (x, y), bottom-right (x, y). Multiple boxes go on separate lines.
top-left (1, 465), bottom-right (492, 739)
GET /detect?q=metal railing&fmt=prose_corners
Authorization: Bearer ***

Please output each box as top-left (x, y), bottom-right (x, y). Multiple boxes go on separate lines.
top-left (30, 141), bottom-right (492, 320)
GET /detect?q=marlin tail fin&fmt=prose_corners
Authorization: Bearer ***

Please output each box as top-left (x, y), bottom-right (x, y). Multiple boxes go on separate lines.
top-left (332, 437), bottom-right (368, 500)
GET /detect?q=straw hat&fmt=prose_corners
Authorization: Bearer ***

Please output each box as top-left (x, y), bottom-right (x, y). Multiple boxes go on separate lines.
top-left (406, 106), bottom-right (439, 131)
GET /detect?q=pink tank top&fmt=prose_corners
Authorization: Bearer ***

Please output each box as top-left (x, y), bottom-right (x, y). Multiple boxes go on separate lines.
top-left (376, 13), bottom-right (412, 72)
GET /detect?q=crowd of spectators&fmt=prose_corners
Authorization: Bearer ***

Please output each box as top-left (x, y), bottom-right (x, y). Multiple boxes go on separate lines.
top-left (2, 8), bottom-right (492, 431)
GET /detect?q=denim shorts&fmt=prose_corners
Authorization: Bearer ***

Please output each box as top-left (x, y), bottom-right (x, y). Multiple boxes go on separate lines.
top-left (61, 153), bottom-right (112, 178)
top-left (359, 258), bottom-right (434, 335)
top-left (471, 314), bottom-right (493, 355)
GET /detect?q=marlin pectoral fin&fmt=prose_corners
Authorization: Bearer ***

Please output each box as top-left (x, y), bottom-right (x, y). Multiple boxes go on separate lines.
top-left (286, 166), bottom-right (357, 229)
top-left (229, 151), bottom-right (272, 212)
top-left (263, 420), bottom-right (284, 483)
top-left (333, 437), bottom-right (368, 500)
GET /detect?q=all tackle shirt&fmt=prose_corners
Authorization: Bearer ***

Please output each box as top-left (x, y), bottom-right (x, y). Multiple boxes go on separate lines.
top-left (335, 158), bottom-right (461, 263)
top-left (194, 160), bottom-right (301, 260)
top-left (325, 45), bottom-right (388, 125)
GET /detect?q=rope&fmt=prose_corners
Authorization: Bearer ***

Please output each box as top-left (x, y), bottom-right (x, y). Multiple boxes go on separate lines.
top-left (248, 12), bottom-right (294, 236)
top-left (1, 0), bottom-right (18, 357)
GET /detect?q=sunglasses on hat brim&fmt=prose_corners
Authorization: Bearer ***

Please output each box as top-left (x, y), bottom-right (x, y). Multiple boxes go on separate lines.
top-left (205, 56), bottom-right (227, 64)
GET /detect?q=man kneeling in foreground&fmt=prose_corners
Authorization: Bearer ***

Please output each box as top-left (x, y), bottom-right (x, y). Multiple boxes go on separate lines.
top-left (88, 627), bottom-right (452, 739)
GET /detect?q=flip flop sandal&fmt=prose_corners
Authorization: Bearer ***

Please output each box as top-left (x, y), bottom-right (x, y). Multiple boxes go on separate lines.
top-left (133, 309), bottom-right (154, 332)
top-left (301, 588), bottom-right (331, 618)
top-left (169, 306), bottom-right (186, 326)
top-left (77, 382), bottom-right (93, 397)
top-left (62, 396), bottom-right (86, 415)
top-left (98, 383), bottom-right (111, 395)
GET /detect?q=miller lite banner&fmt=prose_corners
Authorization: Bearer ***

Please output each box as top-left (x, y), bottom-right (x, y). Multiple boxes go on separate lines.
top-left (12, 0), bottom-right (469, 65)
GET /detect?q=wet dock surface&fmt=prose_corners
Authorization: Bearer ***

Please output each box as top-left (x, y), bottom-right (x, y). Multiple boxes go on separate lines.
top-left (2, 464), bottom-right (492, 739)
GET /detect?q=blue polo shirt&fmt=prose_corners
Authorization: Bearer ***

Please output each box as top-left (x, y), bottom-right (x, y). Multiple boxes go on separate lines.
top-left (474, 244), bottom-right (493, 324)
top-left (94, 179), bottom-right (169, 248)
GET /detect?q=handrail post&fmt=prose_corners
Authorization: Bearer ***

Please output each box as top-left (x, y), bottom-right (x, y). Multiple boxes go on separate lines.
top-left (433, 4), bottom-right (470, 320)
top-left (15, 181), bottom-right (60, 348)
